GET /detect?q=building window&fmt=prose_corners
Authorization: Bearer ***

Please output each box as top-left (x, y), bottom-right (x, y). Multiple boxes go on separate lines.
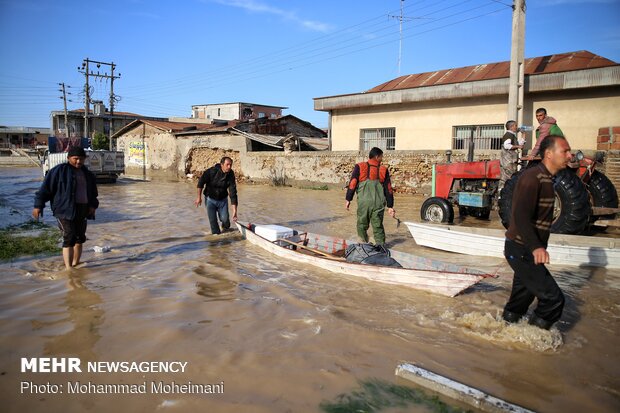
top-left (217, 108), bottom-right (221, 117)
top-left (360, 128), bottom-right (396, 151)
top-left (258, 112), bottom-right (265, 118)
top-left (452, 124), bottom-right (504, 150)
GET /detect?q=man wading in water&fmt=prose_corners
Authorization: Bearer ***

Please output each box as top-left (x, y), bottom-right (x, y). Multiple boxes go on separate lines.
top-left (503, 135), bottom-right (572, 330)
top-left (345, 147), bottom-right (395, 245)
top-left (33, 147), bottom-right (99, 270)
top-left (194, 156), bottom-right (238, 234)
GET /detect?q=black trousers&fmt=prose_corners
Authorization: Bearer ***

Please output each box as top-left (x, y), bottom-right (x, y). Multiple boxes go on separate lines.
top-left (57, 203), bottom-right (89, 248)
top-left (503, 239), bottom-right (565, 323)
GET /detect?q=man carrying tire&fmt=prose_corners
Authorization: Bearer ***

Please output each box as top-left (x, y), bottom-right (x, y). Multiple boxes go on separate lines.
top-left (345, 147), bottom-right (395, 245)
top-left (502, 135), bottom-right (572, 330)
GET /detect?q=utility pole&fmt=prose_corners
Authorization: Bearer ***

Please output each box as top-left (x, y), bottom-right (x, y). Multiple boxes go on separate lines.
top-left (78, 59), bottom-right (90, 141)
top-left (58, 83), bottom-right (71, 137)
top-left (389, 0), bottom-right (413, 77)
top-left (78, 58), bottom-right (121, 149)
top-left (109, 62), bottom-right (117, 150)
top-left (507, 0), bottom-right (526, 127)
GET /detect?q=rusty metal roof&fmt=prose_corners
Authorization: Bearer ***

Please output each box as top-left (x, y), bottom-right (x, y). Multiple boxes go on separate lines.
top-left (367, 51), bottom-right (617, 93)
top-left (112, 119), bottom-right (238, 138)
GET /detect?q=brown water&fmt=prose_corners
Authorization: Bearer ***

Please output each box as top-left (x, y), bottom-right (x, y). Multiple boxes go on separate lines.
top-left (1, 167), bottom-right (619, 412)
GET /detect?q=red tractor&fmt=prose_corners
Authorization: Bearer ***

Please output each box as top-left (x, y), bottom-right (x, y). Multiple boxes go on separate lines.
top-left (421, 159), bottom-right (500, 223)
top-left (421, 152), bottom-right (618, 235)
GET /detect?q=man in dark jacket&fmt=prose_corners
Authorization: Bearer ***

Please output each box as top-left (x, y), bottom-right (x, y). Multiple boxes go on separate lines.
top-left (194, 157), bottom-right (238, 234)
top-left (503, 135), bottom-right (572, 330)
top-left (33, 146), bottom-right (99, 270)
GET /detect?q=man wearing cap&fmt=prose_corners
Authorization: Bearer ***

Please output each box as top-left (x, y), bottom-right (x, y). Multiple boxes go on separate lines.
top-left (33, 147), bottom-right (99, 270)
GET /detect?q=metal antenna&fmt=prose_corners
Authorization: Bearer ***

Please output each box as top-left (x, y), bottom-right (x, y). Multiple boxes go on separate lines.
top-left (389, 0), bottom-right (413, 76)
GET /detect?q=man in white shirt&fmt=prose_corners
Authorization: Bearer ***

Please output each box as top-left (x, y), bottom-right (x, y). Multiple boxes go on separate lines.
top-left (500, 120), bottom-right (526, 189)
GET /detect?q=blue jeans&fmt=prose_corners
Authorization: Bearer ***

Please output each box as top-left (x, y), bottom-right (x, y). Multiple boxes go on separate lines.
top-left (205, 197), bottom-right (230, 234)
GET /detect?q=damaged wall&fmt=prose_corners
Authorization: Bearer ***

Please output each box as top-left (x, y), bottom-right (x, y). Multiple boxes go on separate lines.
top-left (117, 127), bottom-right (246, 178)
top-left (187, 148), bottom-right (499, 193)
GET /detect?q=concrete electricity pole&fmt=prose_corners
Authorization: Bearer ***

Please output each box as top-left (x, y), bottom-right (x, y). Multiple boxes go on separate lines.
top-left (78, 58), bottom-right (121, 149)
top-left (507, 0), bottom-right (526, 127)
top-left (58, 83), bottom-right (71, 137)
top-left (78, 59), bottom-right (91, 140)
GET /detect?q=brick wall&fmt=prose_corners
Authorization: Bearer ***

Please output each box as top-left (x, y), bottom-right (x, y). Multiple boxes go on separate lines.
top-left (596, 127), bottom-right (620, 150)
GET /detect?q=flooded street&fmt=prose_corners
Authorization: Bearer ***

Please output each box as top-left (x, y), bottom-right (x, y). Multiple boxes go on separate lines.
top-left (1, 167), bottom-right (619, 412)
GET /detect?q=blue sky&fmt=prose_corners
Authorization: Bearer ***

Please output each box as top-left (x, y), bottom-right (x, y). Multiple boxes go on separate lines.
top-left (1, 0), bottom-right (618, 129)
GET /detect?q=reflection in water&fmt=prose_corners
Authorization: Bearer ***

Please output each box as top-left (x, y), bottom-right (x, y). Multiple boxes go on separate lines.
top-left (42, 272), bottom-right (104, 361)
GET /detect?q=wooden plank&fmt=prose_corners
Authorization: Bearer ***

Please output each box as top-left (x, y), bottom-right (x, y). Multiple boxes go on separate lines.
top-left (593, 218), bottom-right (620, 228)
top-left (591, 207), bottom-right (620, 216)
top-left (276, 238), bottom-right (346, 261)
top-left (395, 363), bottom-right (536, 413)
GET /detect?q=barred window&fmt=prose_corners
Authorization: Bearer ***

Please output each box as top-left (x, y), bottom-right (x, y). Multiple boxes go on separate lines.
top-left (360, 127), bottom-right (395, 151)
top-left (452, 124), bottom-right (504, 150)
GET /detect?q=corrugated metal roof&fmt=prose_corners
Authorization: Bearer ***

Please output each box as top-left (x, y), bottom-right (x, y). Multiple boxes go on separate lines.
top-left (367, 51), bottom-right (617, 93)
top-left (112, 119), bottom-right (236, 138)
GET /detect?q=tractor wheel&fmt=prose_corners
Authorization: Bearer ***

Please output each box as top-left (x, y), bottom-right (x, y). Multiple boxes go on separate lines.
top-left (551, 169), bottom-right (590, 234)
top-left (421, 197), bottom-right (454, 223)
top-left (587, 170), bottom-right (618, 220)
top-left (498, 169), bottom-right (590, 234)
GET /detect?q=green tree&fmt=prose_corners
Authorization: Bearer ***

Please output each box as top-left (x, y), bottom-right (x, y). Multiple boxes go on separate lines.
top-left (92, 132), bottom-right (109, 150)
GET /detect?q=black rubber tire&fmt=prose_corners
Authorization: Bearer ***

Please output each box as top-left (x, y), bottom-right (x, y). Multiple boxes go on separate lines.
top-left (499, 169), bottom-right (590, 234)
top-left (587, 170), bottom-right (618, 220)
top-left (551, 169), bottom-right (590, 234)
top-left (459, 206), bottom-right (468, 217)
top-left (421, 197), bottom-right (454, 223)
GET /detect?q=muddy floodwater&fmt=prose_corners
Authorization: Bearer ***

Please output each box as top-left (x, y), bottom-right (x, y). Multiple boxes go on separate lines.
top-left (1, 167), bottom-right (619, 412)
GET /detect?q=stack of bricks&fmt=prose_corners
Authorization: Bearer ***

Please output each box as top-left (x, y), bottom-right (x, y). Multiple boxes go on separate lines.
top-left (597, 127), bottom-right (620, 150)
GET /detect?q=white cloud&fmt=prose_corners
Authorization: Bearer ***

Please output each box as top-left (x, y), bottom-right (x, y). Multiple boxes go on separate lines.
top-left (208, 0), bottom-right (332, 33)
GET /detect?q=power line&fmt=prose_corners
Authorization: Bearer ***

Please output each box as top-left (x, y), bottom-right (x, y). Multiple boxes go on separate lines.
top-left (122, 1), bottom-right (505, 100)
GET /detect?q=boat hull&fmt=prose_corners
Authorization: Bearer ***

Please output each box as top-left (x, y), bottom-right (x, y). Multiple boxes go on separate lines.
top-left (405, 221), bottom-right (620, 268)
top-left (236, 222), bottom-right (490, 297)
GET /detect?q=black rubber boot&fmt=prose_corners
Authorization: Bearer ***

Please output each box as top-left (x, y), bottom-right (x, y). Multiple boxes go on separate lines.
top-left (502, 310), bottom-right (522, 323)
top-left (529, 314), bottom-right (554, 330)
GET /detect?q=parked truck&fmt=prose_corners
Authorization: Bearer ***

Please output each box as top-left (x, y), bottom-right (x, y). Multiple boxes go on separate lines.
top-left (42, 137), bottom-right (124, 183)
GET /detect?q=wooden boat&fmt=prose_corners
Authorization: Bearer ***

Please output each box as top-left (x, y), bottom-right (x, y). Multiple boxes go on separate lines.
top-left (236, 222), bottom-right (496, 297)
top-left (405, 221), bottom-right (620, 269)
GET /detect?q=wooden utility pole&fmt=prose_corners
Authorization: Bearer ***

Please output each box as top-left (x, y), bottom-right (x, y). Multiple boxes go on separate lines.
top-left (507, 0), bottom-right (526, 126)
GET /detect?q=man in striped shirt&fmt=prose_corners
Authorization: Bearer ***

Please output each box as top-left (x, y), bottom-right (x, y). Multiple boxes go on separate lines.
top-left (503, 135), bottom-right (572, 330)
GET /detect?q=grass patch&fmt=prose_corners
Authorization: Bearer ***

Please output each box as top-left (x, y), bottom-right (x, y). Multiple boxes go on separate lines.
top-left (320, 379), bottom-right (471, 413)
top-left (0, 221), bottom-right (61, 260)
